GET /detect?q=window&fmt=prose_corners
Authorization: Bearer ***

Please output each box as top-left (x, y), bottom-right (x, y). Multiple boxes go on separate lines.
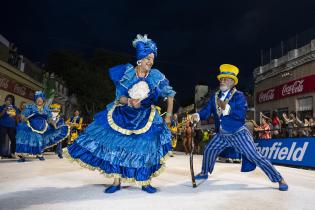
top-left (297, 97), bottom-right (313, 119)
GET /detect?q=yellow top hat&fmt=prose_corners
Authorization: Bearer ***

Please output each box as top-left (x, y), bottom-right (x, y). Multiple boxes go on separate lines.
top-left (217, 64), bottom-right (239, 85)
top-left (50, 103), bottom-right (61, 112)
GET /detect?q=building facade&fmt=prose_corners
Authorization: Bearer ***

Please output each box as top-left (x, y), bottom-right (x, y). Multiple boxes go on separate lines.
top-left (254, 39), bottom-right (315, 120)
top-left (0, 60), bottom-right (43, 106)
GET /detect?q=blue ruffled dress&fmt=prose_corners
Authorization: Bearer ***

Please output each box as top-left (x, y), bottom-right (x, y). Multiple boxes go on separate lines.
top-left (16, 104), bottom-right (69, 155)
top-left (44, 116), bottom-right (70, 149)
top-left (66, 64), bottom-right (176, 185)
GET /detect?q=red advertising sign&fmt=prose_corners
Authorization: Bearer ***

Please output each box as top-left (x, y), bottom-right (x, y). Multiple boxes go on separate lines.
top-left (257, 74), bottom-right (315, 104)
top-left (0, 73), bottom-right (35, 100)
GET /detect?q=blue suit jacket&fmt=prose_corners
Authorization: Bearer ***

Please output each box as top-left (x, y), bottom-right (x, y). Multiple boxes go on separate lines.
top-left (199, 89), bottom-right (256, 172)
top-left (198, 90), bottom-right (247, 133)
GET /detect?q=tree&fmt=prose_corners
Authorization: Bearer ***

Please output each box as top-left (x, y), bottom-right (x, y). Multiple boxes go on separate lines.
top-left (45, 49), bottom-right (131, 121)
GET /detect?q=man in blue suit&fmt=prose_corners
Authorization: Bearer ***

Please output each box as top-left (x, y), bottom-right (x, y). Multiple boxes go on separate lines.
top-left (193, 64), bottom-right (288, 191)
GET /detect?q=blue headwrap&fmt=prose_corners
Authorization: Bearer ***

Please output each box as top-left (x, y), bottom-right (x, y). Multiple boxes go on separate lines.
top-left (132, 34), bottom-right (157, 61)
top-left (34, 91), bottom-right (45, 102)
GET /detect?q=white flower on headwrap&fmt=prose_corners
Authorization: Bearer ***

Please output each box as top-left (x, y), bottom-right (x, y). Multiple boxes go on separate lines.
top-left (132, 34), bottom-right (151, 47)
top-left (128, 81), bottom-right (150, 101)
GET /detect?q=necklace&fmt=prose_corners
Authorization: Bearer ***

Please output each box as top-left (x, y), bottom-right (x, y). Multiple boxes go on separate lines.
top-left (37, 105), bottom-right (44, 113)
top-left (215, 88), bottom-right (237, 117)
top-left (135, 67), bottom-right (148, 78)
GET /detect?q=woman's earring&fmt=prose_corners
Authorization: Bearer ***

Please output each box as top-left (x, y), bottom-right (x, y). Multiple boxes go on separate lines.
top-left (137, 60), bottom-right (141, 66)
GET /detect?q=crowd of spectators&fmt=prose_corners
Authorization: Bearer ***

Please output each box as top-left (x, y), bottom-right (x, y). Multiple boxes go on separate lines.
top-left (253, 111), bottom-right (315, 139)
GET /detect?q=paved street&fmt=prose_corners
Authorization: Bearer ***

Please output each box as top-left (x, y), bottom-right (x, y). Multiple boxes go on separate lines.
top-left (1, 152), bottom-right (315, 210)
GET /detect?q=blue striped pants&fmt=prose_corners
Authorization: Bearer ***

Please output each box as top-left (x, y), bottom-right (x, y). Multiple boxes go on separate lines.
top-left (202, 126), bottom-right (283, 182)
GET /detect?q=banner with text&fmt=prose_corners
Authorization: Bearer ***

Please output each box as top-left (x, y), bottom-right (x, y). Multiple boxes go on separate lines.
top-left (256, 74), bottom-right (315, 104)
top-left (255, 137), bottom-right (315, 167)
top-left (0, 72), bottom-right (35, 100)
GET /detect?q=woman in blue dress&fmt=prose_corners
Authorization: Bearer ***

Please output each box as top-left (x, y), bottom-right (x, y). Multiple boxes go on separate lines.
top-left (65, 34), bottom-right (176, 194)
top-left (16, 91), bottom-right (69, 162)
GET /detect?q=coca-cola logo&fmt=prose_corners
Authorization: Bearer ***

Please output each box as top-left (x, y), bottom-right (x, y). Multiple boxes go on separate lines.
top-left (0, 73), bottom-right (35, 100)
top-left (257, 75), bottom-right (315, 104)
top-left (0, 77), bottom-right (9, 89)
top-left (281, 80), bottom-right (304, 96)
top-left (13, 84), bottom-right (26, 96)
top-left (258, 89), bottom-right (275, 103)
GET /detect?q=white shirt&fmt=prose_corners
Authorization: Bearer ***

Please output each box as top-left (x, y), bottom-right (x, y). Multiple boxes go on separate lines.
top-left (193, 89), bottom-right (231, 124)
top-left (219, 90), bottom-right (231, 116)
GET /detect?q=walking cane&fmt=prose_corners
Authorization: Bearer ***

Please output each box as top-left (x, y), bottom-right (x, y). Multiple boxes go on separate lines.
top-left (190, 112), bottom-right (200, 188)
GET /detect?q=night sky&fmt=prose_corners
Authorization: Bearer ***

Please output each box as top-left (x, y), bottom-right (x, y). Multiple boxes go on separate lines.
top-left (1, 0), bottom-right (315, 103)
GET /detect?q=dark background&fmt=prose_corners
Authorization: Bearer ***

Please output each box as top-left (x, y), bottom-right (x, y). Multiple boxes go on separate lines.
top-left (1, 0), bottom-right (315, 104)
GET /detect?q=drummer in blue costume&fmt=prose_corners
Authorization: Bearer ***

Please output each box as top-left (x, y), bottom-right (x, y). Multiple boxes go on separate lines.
top-left (65, 34), bottom-right (176, 194)
top-left (66, 110), bottom-right (83, 144)
top-left (16, 91), bottom-right (69, 162)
